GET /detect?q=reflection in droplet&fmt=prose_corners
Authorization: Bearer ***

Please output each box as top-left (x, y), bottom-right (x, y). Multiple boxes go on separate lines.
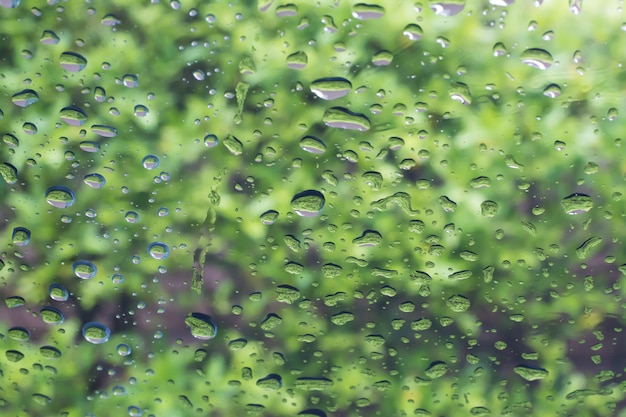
top-left (543, 83), bottom-right (561, 98)
top-left (204, 134), bottom-right (219, 148)
top-left (40, 307), bottom-right (64, 324)
top-left (403, 24), bottom-right (423, 41)
top-left (82, 322), bottom-right (111, 344)
top-left (286, 51), bottom-right (308, 69)
top-left (91, 124), bottom-right (118, 137)
top-left (45, 186), bottom-right (76, 208)
top-left (291, 190), bottom-right (325, 217)
top-left (372, 50), bottom-right (393, 66)
top-left (352, 3), bottom-right (385, 19)
top-left (561, 193), bottom-right (593, 215)
top-left (0, 162), bottom-right (18, 184)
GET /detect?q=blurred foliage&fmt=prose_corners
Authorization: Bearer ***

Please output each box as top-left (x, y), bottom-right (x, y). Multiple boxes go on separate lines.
top-left (1, 0), bottom-right (626, 416)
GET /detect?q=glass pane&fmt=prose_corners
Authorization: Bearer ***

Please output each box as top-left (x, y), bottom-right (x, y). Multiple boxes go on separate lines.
top-left (1, 0), bottom-right (624, 416)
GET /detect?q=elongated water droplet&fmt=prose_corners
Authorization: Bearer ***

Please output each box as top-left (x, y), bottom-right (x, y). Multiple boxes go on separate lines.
top-left (299, 136), bottom-right (326, 154)
top-left (12, 89), bottom-right (39, 107)
top-left (561, 193), bottom-right (593, 214)
top-left (521, 48), bottom-right (553, 69)
top-left (430, 0), bottom-right (465, 16)
top-left (91, 124), bottom-right (118, 137)
top-left (323, 107), bottom-right (370, 131)
top-left (352, 3), bottom-right (385, 19)
top-left (0, 162), bottom-right (18, 184)
top-left (310, 77), bottom-right (352, 100)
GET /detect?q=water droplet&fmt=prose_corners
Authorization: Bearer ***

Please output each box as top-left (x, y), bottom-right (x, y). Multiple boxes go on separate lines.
top-left (449, 82), bottom-right (472, 105)
top-left (60, 106), bottom-right (88, 126)
top-left (576, 236), bottom-right (602, 259)
top-left (310, 77), bottom-right (352, 100)
top-left (0, 0), bottom-right (21, 8)
top-left (352, 3), bottom-right (385, 19)
top-left (73, 260), bottom-right (98, 279)
top-left (521, 48), bottom-right (553, 70)
top-left (12, 227), bottom-right (30, 246)
top-left (40, 29), bottom-right (60, 44)
top-left (446, 294), bottom-right (470, 312)
top-left (142, 155), bottom-right (160, 170)
top-left (514, 365), bottom-right (549, 381)
top-left (276, 3), bottom-right (298, 16)
top-left (49, 283), bottom-right (69, 301)
top-left (0, 162), bottom-right (18, 184)
top-left (101, 14), bottom-right (121, 26)
top-left (561, 193), bottom-right (593, 214)
top-left (133, 105), bottom-right (149, 117)
top-left (260, 210), bottom-right (279, 225)
top-left (40, 345), bottom-right (62, 358)
top-left (5, 296), bottom-right (25, 308)
top-left (91, 124), bottom-right (118, 138)
top-left (291, 190), bottom-right (325, 217)
top-left (286, 51), bottom-right (308, 69)
top-left (125, 211), bottom-right (140, 223)
top-left (116, 343), bottom-right (132, 356)
top-left (372, 50), bottom-right (393, 66)
top-left (83, 173), bottom-right (106, 189)
top-left (185, 312), bottom-right (217, 340)
top-left (79, 141), bottom-right (100, 152)
top-left (430, 0), bottom-right (465, 16)
top-left (543, 83), bottom-right (561, 98)
top-left (8, 327), bottom-right (30, 341)
top-left (148, 242), bottom-right (170, 259)
top-left (322, 107), bottom-right (370, 131)
top-left (40, 307), bottom-right (64, 324)
top-left (223, 134), bottom-right (243, 155)
top-left (480, 200), bottom-right (499, 217)
top-left (425, 361), bottom-right (448, 379)
top-left (82, 322), bottom-right (111, 344)
top-left (403, 24), bottom-right (423, 41)
top-left (60, 51), bottom-right (87, 72)
top-left (352, 230), bottom-right (382, 247)
top-left (122, 74), bottom-right (139, 88)
top-left (6, 350), bottom-right (24, 362)
top-left (45, 186), bottom-right (76, 208)
top-left (11, 89), bottom-right (39, 107)
top-left (204, 134), bottom-right (218, 148)
top-left (299, 136), bottom-right (326, 154)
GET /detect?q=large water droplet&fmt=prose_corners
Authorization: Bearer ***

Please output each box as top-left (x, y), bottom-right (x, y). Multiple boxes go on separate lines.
top-left (299, 136), bottom-right (326, 154)
top-left (45, 186), bottom-right (76, 208)
top-left (521, 48), bottom-right (553, 70)
top-left (430, 0), bottom-right (465, 16)
top-left (73, 260), bottom-right (98, 279)
top-left (286, 51), bottom-right (308, 69)
top-left (185, 313), bottom-right (217, 340)
top-left (561, 193), bottom-right (593, 215)
top-left (322, 107), bottom-right (370, 131)
top-left (148, 242), bottom-right (170, 259)
top-left (0, 162), bottom-right (18, 184)
top-left (291, 190), bottom-right (325, 217)
top-left (310, 77), bottom-right (352, 100)
top-left (82, 322), bottom-right (111, 344)
top-left (60, 51), bottom-right (87, 72)
top-left (12, 227), bottom-right (30, 246)
top-left (83, 173), bottom-right (106, 189)
top-left (60, 106), bottom-right (88, 126)
top-left (91, 124), bottom-right (118, 138)
top-left (142, 155), bottom-right (160, 170)
top-left (49, 283), bottom-right (69, 301)
top-left (12, 89), bottom-right (39, 107)
top-left (40, 307), bottom-right (64, 324)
